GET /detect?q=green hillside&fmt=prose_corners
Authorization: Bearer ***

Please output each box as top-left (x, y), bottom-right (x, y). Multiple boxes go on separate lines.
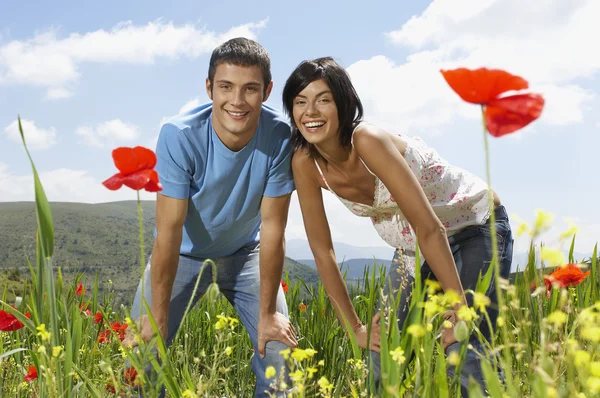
top-left (0, 201), bottom-right (318, 304)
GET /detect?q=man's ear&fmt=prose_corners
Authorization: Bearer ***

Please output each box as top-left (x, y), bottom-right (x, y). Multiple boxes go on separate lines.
top-left (262, 81), bottom-right (274, 102)
top-left (206, 78), bottom-right (213, 100)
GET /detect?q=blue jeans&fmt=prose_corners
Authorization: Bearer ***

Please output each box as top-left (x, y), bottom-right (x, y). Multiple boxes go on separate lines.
top-left (130, 243), bottom-right (291, 397)
top-left (371, 205), bottom-right (513, 396)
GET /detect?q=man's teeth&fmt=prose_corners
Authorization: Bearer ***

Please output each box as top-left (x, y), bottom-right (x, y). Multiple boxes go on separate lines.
top-left (305, 122), bottom-right (325, 128)
top-left (228, 111), bottom-right (246, 116)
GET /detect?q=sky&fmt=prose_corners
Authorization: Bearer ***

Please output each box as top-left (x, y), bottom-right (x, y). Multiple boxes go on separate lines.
top-left (1, 0), bottom-right (598, 260)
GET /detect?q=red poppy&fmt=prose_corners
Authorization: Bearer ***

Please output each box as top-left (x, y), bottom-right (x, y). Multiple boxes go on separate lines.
top-left (298, 303), bottom-right (307, 312)
top-left (111, 321), bottom-right (128, 341)
top-left (281, 280), bottom-right (288, 293)
top-left (24, 365), bottom-right (38, 382)
top-left (106, 384), bottom-right (116, 394)
top-left (0, 307), bottom-right (31, 332)
top-left (440, 68), bottom-right (545, 137)
top-left (102, 146), bottom-right (163, 192)
top-left (544, 264), bottom-right (590, 295)
top-left (79, 303), bottom-right (92, 316)
top-left (124, 366), bottom-right (140, 386)
top-left (94, 312), bottom-right (103, 325)
top-left (76, 283), bottom-right (86, 296)
top-left (97, 329), bottom-right (111, 344)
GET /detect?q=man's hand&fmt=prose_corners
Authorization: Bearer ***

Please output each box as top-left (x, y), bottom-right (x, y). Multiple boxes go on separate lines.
top-left (257, 312), bottom-right (298, 358)
top-left (352, 312), bottom-right (381, 352)
top-left (123, 314), bottom-right (168, 349)
top-left (441, 310), bottom-right (458, 351)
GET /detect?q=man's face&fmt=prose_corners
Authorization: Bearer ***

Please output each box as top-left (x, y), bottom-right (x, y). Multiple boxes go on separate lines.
top-left (206, 63), bottom-right (273, 150)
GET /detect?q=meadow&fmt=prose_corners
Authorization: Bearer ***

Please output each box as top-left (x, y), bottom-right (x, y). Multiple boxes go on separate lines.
top-left (2, 68), bottom-right (599, 397)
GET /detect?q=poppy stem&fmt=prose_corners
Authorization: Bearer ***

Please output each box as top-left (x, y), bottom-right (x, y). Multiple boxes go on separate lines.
top-left (481, 105), bottom-right (512, 381)
top-left (137, 191), bottom-right (146, 322)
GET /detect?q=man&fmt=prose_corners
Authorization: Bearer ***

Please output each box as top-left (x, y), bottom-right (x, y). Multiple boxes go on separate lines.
top-left (125, 37), bottom-right (297, 397)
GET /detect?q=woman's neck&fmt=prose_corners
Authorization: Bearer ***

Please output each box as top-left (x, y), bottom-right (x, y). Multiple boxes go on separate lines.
top-left (315, 142), bottom-right (352, 167)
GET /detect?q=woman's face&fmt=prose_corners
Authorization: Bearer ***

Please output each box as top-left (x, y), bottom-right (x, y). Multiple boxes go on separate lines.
top-left (292, 79), bottom-right (340, 146)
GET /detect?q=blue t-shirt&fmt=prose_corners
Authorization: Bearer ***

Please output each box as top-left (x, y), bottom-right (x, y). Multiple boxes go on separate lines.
top-left (155, 103), bottom-right (295, 258)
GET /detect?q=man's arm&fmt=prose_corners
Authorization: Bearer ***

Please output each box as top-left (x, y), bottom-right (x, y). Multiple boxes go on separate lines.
top-left (125, 194), bottom-right (187, 346)
top-left (150, 194), bottom-right (188, 335)
top-left (257, 193), bottom-right (298, 357)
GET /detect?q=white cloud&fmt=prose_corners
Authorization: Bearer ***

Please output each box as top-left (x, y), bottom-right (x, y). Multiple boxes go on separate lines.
top-left (0, 163), bottom-right (156, 203)
top-left (45, 87), bottom-right (73, 100)
top-left (0, 19), bottom-right (267, 97)
top-left (75, 119), bottom-right (139, 148)
top-left (347, 0), bottom-right (598, 134)
top-left (3, 119), bottom-right (57, 149)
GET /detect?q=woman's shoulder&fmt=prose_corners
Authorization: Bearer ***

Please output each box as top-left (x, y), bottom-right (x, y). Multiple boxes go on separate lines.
top-left (291, 148), bottom-right (315, 171)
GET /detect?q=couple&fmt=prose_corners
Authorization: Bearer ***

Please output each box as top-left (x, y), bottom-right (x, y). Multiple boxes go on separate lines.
top-left (125, 37), bottom-right (513, 397)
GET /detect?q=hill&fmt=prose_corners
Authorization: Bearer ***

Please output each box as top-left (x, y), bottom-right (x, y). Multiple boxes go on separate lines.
top-left (0, 201), bottom-right (318, 304)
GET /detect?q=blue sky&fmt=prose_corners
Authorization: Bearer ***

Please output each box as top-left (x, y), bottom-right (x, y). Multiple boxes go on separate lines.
top-left (1, 0), bottom-right (598, 261)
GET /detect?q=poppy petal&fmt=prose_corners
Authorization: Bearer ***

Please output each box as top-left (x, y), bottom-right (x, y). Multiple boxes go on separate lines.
top-left (132, 146), bottom-right (157, 170)
top-left (484, 93), bottom-right (545, 137)
top-left (440, 68), bottom-right (529, 104)
top-left (122, 170), bottom-right (152, 190)
top-left (112, 146), bottom-right (157, 176)
top-left (112, 147), bottom-right (138, 176)
top-left (102, 173), bottom-right (125, 190)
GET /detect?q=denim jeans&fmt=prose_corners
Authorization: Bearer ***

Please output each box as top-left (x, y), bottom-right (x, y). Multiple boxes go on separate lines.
top-left (130, 243), bottom-right (291, 397)
top-left (370, 205), bottom-right (513, 396)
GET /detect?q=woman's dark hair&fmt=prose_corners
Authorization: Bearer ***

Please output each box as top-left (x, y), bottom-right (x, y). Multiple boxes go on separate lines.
top-left (208, 37), bottom-right (271, 95)
top-left (282, 57), bottom-right (364, 156)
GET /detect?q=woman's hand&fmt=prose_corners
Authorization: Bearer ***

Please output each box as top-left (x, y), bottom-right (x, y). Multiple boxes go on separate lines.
top-left (352, 312), bottom-right (382, 352)
top-left (440, 310), bottom-right (459, 351)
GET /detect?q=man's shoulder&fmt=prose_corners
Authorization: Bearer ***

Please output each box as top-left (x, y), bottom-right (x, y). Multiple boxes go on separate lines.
top-left (163, 102), bottom-right (213, 133)
top-left (259, 104), bottom-right (291, 132)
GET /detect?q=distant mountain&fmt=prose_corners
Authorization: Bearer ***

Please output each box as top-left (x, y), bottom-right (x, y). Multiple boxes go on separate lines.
top-left (285, 239), bottom-right (395, 262)
top-left (0, 201), bottom-right (318, 304)
top-left (296, 258), bottom-right (393, 280)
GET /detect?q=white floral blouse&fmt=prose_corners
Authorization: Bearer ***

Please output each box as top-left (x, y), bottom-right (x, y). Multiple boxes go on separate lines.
top-left (313, 132), bottom-right (491, 276)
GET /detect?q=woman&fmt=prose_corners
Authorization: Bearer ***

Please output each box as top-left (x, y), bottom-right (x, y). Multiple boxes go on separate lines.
top-left (282, 57), bottom-right (513, 391)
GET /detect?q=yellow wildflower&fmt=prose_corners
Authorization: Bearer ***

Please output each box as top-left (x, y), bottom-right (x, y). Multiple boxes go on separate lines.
top-left (581, 327), bottom-right (600, 343)
top-left (573, 350), bottom-right (591, 368)
top-left (457, 306), bottom-right (478, 322)
top-left (533, 209), bottom-right (554, 235)
top-left (540, 247), bottom-right (565, 267)
top-left (425, 280), bottom-right (441, 296)
top-left (473, 292), bottom-right (490, 311)
top-left (559, 218), bottom-right (579, 241)
top-left (291, 348), bottom-right (309, 362)
top-left (407, 324), bottom-right (426, 338)
top-left (546, 386), bottom-right (558, 398)
top-left (306, 367), bottom-right (318, 379)
top-left (447, 351), bottom-right (460, 366)
top-left (290, 369), bottom-right (304, 382)
top-left (52, 346), bottom-right (63, 358)
top-left (427, 323), bottom-right (433, 332)
top-left (443, 320), bottom-right (453, 329)
top-left (36, 324), bottom-right (51, 342)
top-left (587, 377), bottom-right (600, 394)
top-left (182, 390), bottom-right (198, 398)
top-left (423, 301), bottom-right (441, 318)
top-left (590, 362), bottom-right (600, 378)
top-left (497, 316), bottom-right (505, 327)
top-left (390, 347), bottom-right (405, 365)
top-left (546, 311), bottom-right (568, 326)
top-left (279, 348), bottom-right (291, 360)
top-left (318, 359), bottom-right (325, 367)
top-left (265, 366), bottom-right (276, 379)
top-left (224, 346), bottom-right (232, 356)
top-left (317, 376), bottom-right (333, 391)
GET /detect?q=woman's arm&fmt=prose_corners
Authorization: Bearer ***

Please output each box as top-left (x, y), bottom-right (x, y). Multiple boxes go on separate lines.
top-left (292, 150), bottom-right (380, 351)
top-left (353, 126), bottom-right (466, 305)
